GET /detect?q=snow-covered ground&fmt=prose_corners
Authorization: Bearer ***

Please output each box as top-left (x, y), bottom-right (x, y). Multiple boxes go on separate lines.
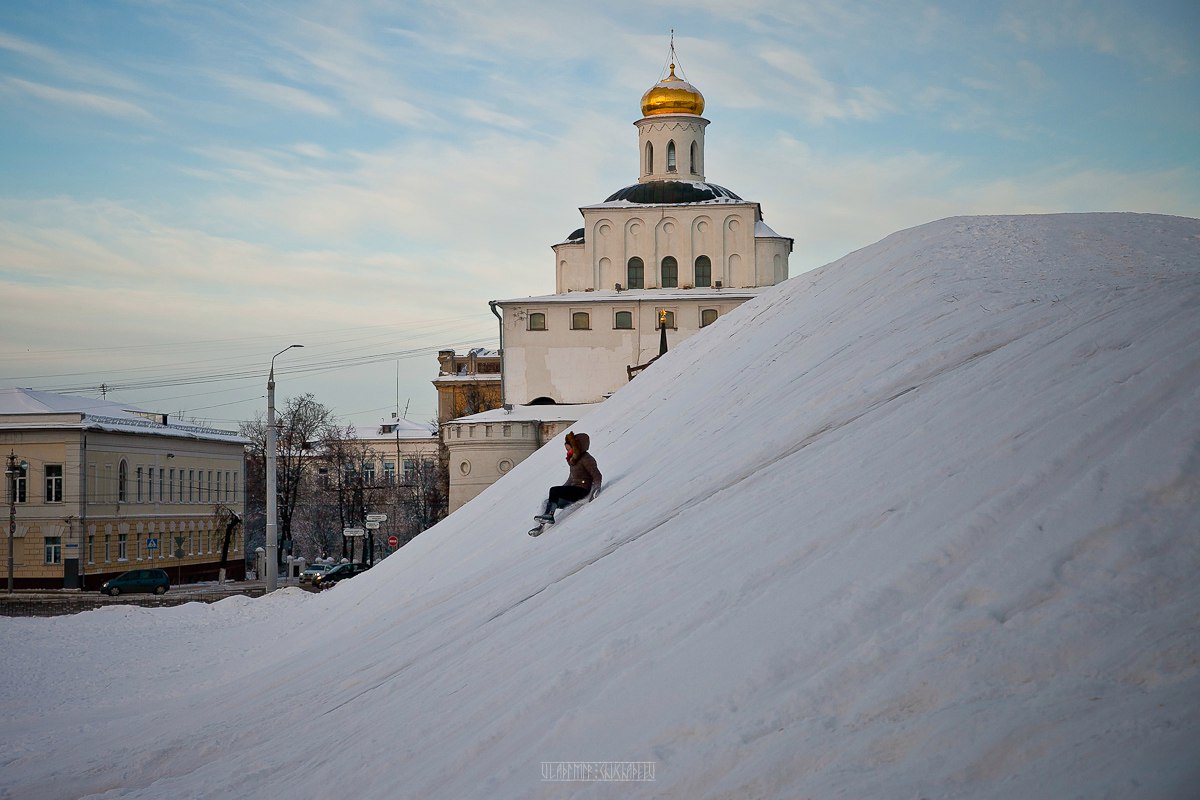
top-left (2, 213), bottom-right (1198, 799)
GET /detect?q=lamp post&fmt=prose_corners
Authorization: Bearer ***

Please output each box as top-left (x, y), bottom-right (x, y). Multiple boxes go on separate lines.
top-left (265, 344), bottom-right (303, 592)
top-left (7, 451), bottom-right (28, 594)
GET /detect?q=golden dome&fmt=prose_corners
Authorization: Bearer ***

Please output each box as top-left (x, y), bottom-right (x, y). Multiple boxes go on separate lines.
top-left (640, 63), bottom-right (705, 117)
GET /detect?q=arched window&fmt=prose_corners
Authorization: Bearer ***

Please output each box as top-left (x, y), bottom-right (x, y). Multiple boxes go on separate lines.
top-left (614, 310), bottom-right (633, 329)
top-left (528, 312), bottom-right (546, 331)
top-left (701, 308), bottom-right (718, 327)
top-left (666, 141), bottom-right (677, 172)
top-left (694, 255), bottom-right (712, 287)
top-left (571, 311), bottom-right (590, 330)
top-left (118, 460), bottom-right (128, 503)
top-left (690, 141), bottom-right (699, 174)
top-left (661, 256), bottom-right (678, 288)
top-left (627, 257), bottom-right (644, 289)
top-left (645, 142), bottom-right (653, 174)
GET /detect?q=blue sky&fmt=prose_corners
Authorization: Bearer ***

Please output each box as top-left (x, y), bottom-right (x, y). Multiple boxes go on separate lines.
top-left (1, 0), bottom-right (1196, 428)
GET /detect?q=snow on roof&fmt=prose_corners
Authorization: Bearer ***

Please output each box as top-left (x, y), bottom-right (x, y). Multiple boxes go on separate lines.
top-left (754, 218), bottom-right (788, 239)
top-left (0, 387), bottom-right (247, 443)
top-left (353, 418), bottom-right (437, 440)
top-left (492, 287), bottom-right (763, 305)
top-left (431, 374), bottom-right (501, 384)
top-left (445, 403), bottom-right (599, 425)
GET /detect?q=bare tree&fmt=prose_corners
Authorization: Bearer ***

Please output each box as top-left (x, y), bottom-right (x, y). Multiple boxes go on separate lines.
top-left (317, 424), bottom-right (395, 564)
top-left (239, 393), bottom-right (334, 570)
top-left (211, 505), bottom-right (243, 583)
top-left (393, 449), bottom-right (448, 547)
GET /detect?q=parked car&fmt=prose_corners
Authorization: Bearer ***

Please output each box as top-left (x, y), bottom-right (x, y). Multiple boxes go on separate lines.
top-left (101, 568), bottom-right (170, 597)
top-left (299, 563), bottom-right (333, 584)
top-left (311, 562), bottom-right (370, 589)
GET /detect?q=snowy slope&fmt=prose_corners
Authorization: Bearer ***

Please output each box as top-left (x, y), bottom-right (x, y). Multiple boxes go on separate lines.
top-left (2, 213), bottom-right (1198, 799)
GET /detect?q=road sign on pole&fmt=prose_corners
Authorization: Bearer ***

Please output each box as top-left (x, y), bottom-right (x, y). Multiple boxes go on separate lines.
top-left (342, 527), bottom-right (365, 538)
top-left (387, 536), bottom-right (399, 548)
top-left (365, 513), bottom-right (387, 523)
top-left (365, 520), bottom-right (380, 530)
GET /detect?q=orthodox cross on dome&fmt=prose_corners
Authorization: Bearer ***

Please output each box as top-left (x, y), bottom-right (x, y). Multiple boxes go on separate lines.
top-left (665, 29), bottom-right (689, 82)
top-left (641, 31), bottom-right (705, 117)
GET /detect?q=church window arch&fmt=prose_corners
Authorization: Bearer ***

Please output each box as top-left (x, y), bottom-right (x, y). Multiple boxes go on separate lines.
top-left (645, 142), bottom-right (653, 175)
top-left (661, 256), bottom-right (678, 288)
top-left (690, 141), bottom-right (699, 174)
top-left (118, 460), bottom-right (128, 503)
top-left (700, 308), bottom-right (718, 327)
top-left (627, 257), bottom-right (644, 289)
top-left (614, 310), bottom-right (633, 329)
top-left (527, 312), bottom-right (546, 331)
top-left (571, 311), bottom-right (590, 330)
top-left (666, 140), bottom-right (677, 172)
top-left (694, 255), bottom-right (712, 287)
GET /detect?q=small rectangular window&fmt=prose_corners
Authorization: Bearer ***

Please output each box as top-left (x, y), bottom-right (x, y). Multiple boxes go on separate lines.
top-left (45, 465), bottom-right (63, 503)
top-left (10, 464), bottom-right (28, 504)
top-left (701, 308), bottom-right (719, 327)
top-left (118, 533), bottom-right (128, 561)
top-left (614, 310), bottom-right (633, 329)
top-left (528, 312), bottom-right (547, 331)
top-left (45, 536), bottom-right (62, 564)
top-left (571, 311), bottom-right (590, 330)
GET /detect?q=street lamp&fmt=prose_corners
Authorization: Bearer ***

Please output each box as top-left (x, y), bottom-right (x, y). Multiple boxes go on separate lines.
top-left (6, 451), bottom-right (28, 594)
top-left (265, 344), bottom-right (303, 592)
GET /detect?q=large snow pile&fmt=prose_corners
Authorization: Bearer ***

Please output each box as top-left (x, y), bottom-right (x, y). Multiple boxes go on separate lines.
top-left (2, 213), bottom-right (1198, 799)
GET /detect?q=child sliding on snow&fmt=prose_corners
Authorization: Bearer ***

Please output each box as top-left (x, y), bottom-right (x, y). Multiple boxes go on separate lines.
top-left (534, 431), bottom-right (602, 525)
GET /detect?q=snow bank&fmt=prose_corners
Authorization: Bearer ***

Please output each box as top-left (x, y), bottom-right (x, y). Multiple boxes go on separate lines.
top-left (2, 213), bottom-right (1197, 799)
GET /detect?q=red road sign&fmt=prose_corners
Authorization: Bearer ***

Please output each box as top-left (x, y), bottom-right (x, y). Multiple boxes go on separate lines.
top-left (387, 536), bottom-right (399, 548)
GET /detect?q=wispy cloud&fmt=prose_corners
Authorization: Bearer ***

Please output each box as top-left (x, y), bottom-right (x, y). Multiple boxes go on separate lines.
top-left (3, 76), bottom-right (157, 122)
top-left (213, 73), bottom-right (338, 116)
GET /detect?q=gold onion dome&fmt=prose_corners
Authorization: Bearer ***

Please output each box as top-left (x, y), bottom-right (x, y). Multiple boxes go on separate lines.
top-left (640, 63), bottom-right (705, 117)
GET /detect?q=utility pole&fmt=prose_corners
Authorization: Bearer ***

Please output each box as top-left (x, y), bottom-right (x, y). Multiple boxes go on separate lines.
top-left (7, 451), bottom-right (28, 593)
top-left (265, 344), bottom-right (303, 592)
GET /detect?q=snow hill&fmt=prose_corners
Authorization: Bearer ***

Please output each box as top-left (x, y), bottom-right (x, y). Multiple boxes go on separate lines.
top-left (3, 213), bottom-right (1199, 799)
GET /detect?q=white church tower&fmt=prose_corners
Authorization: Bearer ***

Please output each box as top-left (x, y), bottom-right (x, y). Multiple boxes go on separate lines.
top-left (444, 46), bottom-right (794, 510)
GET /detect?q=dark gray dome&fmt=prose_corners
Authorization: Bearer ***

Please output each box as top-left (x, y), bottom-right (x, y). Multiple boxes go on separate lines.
top-left (604, 180), bottom-right (743, 204)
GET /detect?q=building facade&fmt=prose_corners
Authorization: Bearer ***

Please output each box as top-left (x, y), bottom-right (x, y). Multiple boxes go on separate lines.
top-left (1, 388), bottom-right (247, 590)
top-left (433, 348), bottom-right (502, 425)
top-left (492, 58), bottom-right (793, 407)
top-left (446, 52), bottom-right (793, 512)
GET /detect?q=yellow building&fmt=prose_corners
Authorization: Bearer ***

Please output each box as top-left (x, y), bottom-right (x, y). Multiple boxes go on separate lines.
top-left (433, 348), bottom-right (502, 425)
top-left (1, 388), bottom-right (247, 590)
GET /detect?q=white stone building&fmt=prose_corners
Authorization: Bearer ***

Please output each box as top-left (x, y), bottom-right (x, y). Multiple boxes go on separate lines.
top-left (493, 59), bottom-right (793, 407)
top-left (446, 54), bottom-right (793, 512)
